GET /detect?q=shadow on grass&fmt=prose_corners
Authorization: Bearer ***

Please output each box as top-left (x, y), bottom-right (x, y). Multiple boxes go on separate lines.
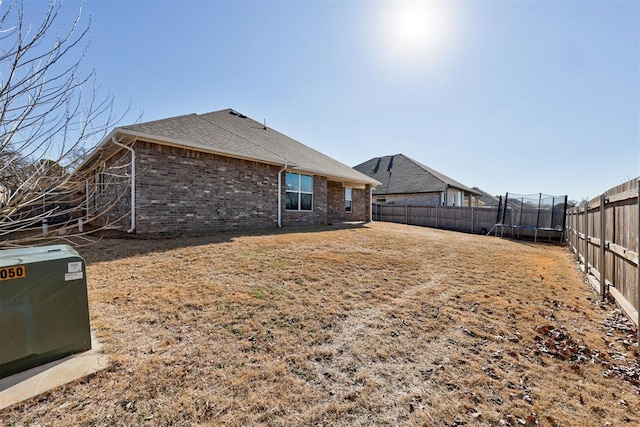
top-left (78, 221), bottom-right (369, 265)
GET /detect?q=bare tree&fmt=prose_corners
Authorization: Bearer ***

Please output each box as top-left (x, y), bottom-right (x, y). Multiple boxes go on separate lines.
top-left (0, 0), bottom-right (130, 247)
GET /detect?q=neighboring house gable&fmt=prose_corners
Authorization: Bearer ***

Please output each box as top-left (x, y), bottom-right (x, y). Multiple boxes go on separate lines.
top-left (354, 154), bottom-right (480, 207)
top-left (471, 187), bottom-right (501, 208)
top-left (77, 109), bottom-right (380, 234)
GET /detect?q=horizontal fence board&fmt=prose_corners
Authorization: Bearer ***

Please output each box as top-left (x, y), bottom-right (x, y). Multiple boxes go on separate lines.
top-left (565, 177), bottom-right (639, 329)
top-left (610, 286), bottom-right (639, 327)
top-left (608, 242), bottom-right (639, 266)
top-left (608, 189), bottom-right (638, 204)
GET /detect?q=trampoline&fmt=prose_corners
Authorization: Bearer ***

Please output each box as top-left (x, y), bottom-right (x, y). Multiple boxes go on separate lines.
top-left (488, 193), bottom-right (568, 242)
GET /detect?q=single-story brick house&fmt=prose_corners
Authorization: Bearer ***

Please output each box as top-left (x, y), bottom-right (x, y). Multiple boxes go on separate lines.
top-left (76, 109), bottom-right (380, 234)
top-left (353, 154), bottom-right (481, 207)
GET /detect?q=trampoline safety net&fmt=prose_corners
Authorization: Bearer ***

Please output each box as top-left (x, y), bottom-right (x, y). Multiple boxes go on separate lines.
top-left (490, 193), bottom-right (568, 241)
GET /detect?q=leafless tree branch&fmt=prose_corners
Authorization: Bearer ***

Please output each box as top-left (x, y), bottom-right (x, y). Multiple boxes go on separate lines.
top-left (0, 0), bottom-right (130, 247)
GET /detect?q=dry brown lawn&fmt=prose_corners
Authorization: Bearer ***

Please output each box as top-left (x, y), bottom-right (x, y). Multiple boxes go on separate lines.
top-left (2, 222), bottom-right (639, 426)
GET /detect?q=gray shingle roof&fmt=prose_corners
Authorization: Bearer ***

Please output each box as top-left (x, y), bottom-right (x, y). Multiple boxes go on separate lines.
top-left (353, 154), bottom-right (480, 195)
top-left (121, 113), bottom-right (288, 165)
top-left (471, 187), bottom-right (501, 206)
top-left (114, 109), bottom-right (379, 186)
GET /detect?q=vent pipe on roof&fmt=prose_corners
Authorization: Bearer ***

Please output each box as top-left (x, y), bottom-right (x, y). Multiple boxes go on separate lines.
top-left (372, 158), bottom-right (381, 174)
top-left (263, 118), bottom-right (268, 130)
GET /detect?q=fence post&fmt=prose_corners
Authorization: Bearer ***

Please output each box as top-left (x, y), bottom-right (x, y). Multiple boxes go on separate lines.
top-left (637, 178), bottom-right (640, 344)
top-left (405, 205), bottom-right (408, 225)
top-left (575, 208), bottom-right (579, 256)
top-left (600, 194), bottom-right (607, 301)
top-left (471, 207), bottom-right (475, 233)
top-left (569, 208), bottom-right (573, 250)
top-left (435, 205), bottom-right (438, 229)
top-left (575, 207), bottom-right (581, 261)
top-left (572, 208), bottom-right (576, 256)
top-left (573, 206), bottom-right (580, 254)
top-left (567, 207), bottom-right (572, 247)
top-left (584, 201), bottom-right (589, 275)
top-left (567, 208), bottom-right (572, 250)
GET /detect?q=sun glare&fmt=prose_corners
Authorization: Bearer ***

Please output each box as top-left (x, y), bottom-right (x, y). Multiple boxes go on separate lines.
top-left (381, 1), bottom-right (453, 65)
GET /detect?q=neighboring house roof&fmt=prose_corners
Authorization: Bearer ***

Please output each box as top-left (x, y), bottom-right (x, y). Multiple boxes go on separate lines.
top-left (79, 109), bottom-right (380, 187)
top-left (471, 187), bottom-right (501, 206)
top-left (353, 154), bottom-right (480, 195)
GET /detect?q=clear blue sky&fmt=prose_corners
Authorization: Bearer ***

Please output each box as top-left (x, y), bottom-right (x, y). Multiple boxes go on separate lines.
top-left (23, 0), bottom-right (640, 201)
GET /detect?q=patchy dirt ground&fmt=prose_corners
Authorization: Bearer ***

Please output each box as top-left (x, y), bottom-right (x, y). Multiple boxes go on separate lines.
top-left (2, 222), bottom-right (639, 426)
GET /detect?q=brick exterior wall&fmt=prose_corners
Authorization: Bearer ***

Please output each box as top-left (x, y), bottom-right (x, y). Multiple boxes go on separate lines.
top-left (353, 185), bottom-right (370, 222)
top-left (363, 185), bottom-right (371, 222)
top-left (327, 181), bottom-right (370, 223)
top-left (132, 141), bottom-right (282, 234)
top-left (327, 180), bottom-right (346, 222)
top-left (91, 141), bottom-right (371, 234)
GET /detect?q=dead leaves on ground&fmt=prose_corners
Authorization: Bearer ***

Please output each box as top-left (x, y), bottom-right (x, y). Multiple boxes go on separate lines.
top-left (534, 306), bottom-right (640, 392)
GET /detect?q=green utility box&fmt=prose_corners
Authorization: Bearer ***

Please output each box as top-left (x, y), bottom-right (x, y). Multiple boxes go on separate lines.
top-left (0, 245), bottom-right (91, 378)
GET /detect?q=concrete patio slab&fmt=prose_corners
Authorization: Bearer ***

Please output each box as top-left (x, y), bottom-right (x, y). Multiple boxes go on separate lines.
top-left (0, 331), bottom-right (109, 410)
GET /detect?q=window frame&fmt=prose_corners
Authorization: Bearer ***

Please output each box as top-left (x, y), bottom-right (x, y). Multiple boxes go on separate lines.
top-left (285, 172), bottom-right (313, 211)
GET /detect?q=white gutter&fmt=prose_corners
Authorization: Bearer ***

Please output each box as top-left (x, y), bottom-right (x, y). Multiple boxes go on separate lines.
top-left (277, 164), bottom-right (288, 227)
top-left (112, 138), bottom-right (136, 233)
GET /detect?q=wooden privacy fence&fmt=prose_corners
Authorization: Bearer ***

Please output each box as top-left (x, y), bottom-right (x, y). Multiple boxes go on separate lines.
top-left (372, 204), bottom-right (501, 235)
top-left (372, 203), bottom-right (566, 242)
top-left (565, 178), bottom-right (639, 336)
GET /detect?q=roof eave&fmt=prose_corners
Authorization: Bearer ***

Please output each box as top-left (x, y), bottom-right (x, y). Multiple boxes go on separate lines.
top-left (77, 128), bottom-right (298, 173)
top-left (121, 128), bottom-right (296, 167)
top-left (74, 128), bottom-right (121, 173)
top-left (77, 125), bottom-right (381, 188)
top-left (288, 165), bottom-right (381, 187)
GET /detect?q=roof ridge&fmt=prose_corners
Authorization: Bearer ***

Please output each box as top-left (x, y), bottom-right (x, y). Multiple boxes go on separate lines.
top-left (122, 113), bottom-right (198, 129)
top-left (261, 123), bottom-right (362, 172)
top-left (196, 111), bottom-right (291, 165)
top-left (401, 154), bottom-right (477, 193)
top-left (199, 110), bottom-right (361, 174)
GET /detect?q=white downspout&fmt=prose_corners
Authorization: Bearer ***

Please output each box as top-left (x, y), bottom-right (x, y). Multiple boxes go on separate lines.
top-left (112, 138), bottom-right (136, 233)
top-left (277, 164), bottom-right (287, 227)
